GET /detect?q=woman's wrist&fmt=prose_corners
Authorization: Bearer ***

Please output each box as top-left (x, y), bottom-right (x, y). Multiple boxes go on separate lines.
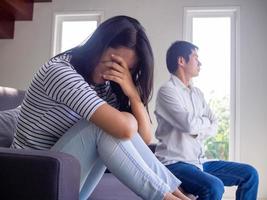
top-left (128, 89), bottom-right (141, 104)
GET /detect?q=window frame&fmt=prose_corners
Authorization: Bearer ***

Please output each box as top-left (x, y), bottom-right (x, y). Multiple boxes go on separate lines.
top-left (51, 11), bottom-right (103, 56)
top-left (183, 7), bottom-right (240, 161)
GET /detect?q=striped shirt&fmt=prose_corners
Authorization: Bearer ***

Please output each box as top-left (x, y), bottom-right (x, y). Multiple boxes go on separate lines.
top-left (12, 54), bottom-right (118, 150)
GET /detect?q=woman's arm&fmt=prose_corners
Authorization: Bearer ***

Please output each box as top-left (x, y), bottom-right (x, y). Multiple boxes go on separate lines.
top-left (103, 54), bottom-right (152, 144)
top-left (43, 61), bottom-right (140, 140)
top-left (128, 92), bottom-right (152, 144)
top-left (90, 103), bottom-right (138, 139)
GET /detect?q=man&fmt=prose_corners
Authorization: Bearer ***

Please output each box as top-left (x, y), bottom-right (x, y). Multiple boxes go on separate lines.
top-left (154, 41), bottom-right (259, 199)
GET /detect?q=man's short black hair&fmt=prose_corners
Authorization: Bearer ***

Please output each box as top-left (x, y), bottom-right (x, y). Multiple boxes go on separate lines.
top-left (166, 41), bottom-right (198, 74)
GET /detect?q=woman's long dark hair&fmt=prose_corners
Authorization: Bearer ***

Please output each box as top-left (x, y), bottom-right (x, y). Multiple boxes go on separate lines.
top-left (68, 15), bottom-right (154, 112)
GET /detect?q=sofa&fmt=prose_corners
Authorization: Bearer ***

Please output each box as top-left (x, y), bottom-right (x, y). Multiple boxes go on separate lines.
top-left (0, 86), bottom-right (81, 200)
top-left (0, 86), bottom-right (144, 200)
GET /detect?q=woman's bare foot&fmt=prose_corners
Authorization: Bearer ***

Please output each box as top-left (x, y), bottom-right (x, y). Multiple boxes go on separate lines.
top-left (172, 188), bottom-right (192, 200)
top-left (164, 192), bottom-right (181, 200)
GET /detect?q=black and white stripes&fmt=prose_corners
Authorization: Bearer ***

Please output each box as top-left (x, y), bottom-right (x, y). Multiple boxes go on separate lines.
top-left (12, 54), bottom-right (118, 150)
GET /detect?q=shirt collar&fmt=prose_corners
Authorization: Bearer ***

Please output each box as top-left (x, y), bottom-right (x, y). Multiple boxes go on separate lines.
top-left (170, 74), bottom-right (193, 90)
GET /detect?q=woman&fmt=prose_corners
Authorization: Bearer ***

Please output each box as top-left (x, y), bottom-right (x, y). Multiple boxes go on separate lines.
top-left (12, 16), bottom-right (190, 200)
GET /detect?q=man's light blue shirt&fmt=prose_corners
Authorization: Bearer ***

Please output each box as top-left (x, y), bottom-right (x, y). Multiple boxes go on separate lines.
top-left (154, 74), bottom-right (218, 169)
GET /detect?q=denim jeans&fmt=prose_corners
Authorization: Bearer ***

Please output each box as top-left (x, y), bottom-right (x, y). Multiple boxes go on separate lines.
top-left (51, 119), bottom-right (181, 200)
top-left (166, 161), bottom-right (259, 200)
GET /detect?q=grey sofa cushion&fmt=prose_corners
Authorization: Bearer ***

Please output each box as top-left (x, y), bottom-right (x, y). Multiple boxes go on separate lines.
top-left (0, 86), bottom-right (25, 111)
top-left (0, 107), bottom-right (20, 147)
top-left (90, 173), bottom-right (141, 200)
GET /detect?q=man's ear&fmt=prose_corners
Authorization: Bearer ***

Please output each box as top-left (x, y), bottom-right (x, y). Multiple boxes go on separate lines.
top-left (177, 56), bottom-right (185, 67)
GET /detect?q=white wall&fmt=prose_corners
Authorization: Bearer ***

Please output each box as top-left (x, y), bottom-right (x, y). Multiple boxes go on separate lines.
top-left (0, 0), bottom-right (266, 198)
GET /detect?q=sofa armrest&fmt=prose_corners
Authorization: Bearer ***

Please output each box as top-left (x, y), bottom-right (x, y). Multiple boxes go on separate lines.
top-left (0, 147), bottom-right (80, 200)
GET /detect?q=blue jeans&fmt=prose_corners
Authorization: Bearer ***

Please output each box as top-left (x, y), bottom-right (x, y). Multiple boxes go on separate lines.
top-left (166, 161), bottom-right (258, 200)
top-left (51, 120), bottom-right (181, 200)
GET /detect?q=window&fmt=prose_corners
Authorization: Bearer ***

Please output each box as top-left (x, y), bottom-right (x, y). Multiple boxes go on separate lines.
top-left (184, 7), bottom-right (240, 161)
top-left (52, 12), bottom-right (102, 56)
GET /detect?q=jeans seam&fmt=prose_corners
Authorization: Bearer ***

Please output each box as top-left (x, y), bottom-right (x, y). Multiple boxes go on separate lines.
top-left (117, 140), bottom-right (168, 196)
top-left (211, 172), bottom-right (246, 183)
